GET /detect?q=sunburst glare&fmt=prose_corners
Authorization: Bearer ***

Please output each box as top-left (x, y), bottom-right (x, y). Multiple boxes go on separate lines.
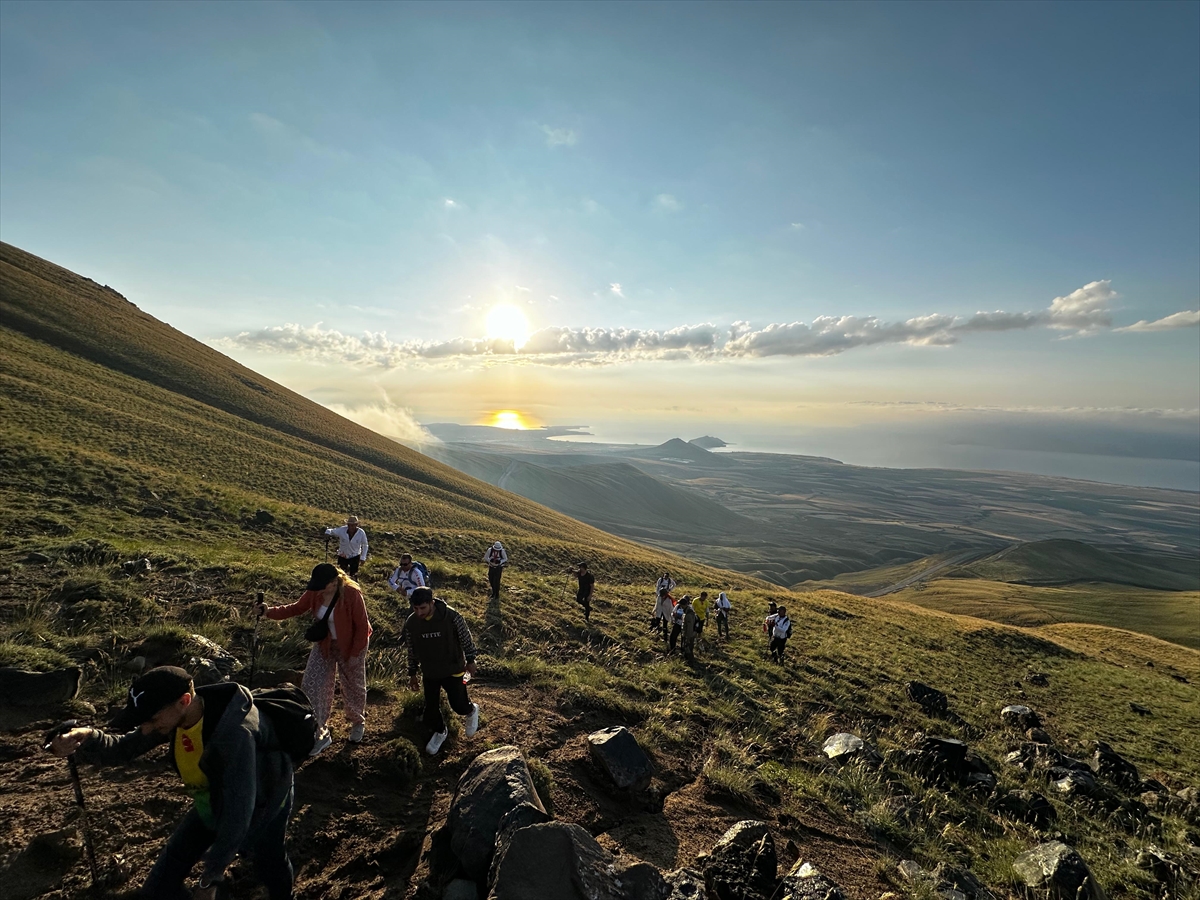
top-left (491, 410), bottom-right (526, 430)
top-left (485, 304), bottom-right (529, 351)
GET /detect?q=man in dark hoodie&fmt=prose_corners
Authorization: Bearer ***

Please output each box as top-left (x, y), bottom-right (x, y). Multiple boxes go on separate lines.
top-left (404, 587), bottom-right (481, 755)
top-left (48, 666), bottom-right (295, 900)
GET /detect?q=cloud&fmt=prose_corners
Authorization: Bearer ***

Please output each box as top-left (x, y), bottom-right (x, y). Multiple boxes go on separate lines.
top-left (1115, 309), bottom-right (1200, 333)
top-left (790, 222), bottom-right (805, 230)
top-left (542, 125), bottom-right (578, 147)
top-left (654, 193), bottom-right (682, 212)
top-left (325, 401), bottom-right (436, 445)
top-left (443, 198), bottom-right (461, 210)
top-left (222, 280), bottom-right (1185, 368)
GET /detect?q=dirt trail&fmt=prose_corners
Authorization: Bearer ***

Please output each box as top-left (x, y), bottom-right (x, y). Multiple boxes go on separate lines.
top-left (0, 678), bottom-right (885, 899)
top-left (864, 548), bottom-right (994, 597)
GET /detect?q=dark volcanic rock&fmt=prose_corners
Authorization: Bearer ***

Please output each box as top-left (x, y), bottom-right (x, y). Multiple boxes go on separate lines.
top-left (993, 790), bottom-right (1057, 830)
top-left (588, 726), bottom-right (653, 791)
top-left (664, 868), bottom-right (706, 899)
top-left (1091, 741), bottom-right (1140, 791)
top-left (822, 733), bottom-right (880, 765)
top-left (905, 681), bottom-right (949, 715)
top-left (1000, 704), bottom-right (1042, 730)
top-left (1026, 728), bottom-right (1053, 745)
top-left (779, 861), bottom-right (847, 900)
top-left (703, 820), bottom-right (777, 900)
top-left (253, 509), bottom-right (276, 526)
top-left (447, 746), bottom-right (546, 882)
top-left (0, 667), bottom-right (82, 708)
top-left (1130, 702), bottom-right (1152, 716)
top-left (1049, 767), bottom-right (1099, 799)
top-left (1025, 672), bottom-right (1050, 687)
top-left (1012, 841), bottom-right (1103, 899)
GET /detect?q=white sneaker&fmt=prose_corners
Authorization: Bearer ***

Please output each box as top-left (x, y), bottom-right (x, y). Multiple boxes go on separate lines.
top-left (348, 723), bottom-right (365, 743)
top-left (464, 703), bottom-right (480, 737)
top-left (309, 729), bottom-right (332, 757)
top-left (425, 729), bottom-right (448, 755)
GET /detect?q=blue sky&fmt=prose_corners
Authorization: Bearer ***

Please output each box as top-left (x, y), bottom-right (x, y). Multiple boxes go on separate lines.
top-left (2, 2), bottom-right (1198, 486)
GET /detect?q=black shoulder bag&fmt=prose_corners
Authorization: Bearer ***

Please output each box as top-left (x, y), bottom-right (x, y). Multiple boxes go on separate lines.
top-left (304, 585), bottom-right (341, 642)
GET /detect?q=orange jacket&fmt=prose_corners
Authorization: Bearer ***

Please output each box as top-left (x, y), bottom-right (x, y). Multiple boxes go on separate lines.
top-left (266, 582), bottom-right (372, 659)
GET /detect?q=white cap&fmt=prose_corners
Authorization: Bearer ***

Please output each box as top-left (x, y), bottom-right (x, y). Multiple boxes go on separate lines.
top-left (493, 541), bottom-right (503, 550)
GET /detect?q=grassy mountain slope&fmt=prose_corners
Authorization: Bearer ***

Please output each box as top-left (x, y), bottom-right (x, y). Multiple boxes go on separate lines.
top-left (1, 243), bottom-right (1199, 900)
top-left (959, 540), bottom-right (1200, 591)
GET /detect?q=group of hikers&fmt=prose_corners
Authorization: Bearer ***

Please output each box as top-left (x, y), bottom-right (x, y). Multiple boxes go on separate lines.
top-left (43, 516), bottom-right (795, 899)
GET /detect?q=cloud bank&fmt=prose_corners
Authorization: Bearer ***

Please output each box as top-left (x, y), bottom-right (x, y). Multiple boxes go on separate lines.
top-left (220, 281), bottom-right (1198, 368)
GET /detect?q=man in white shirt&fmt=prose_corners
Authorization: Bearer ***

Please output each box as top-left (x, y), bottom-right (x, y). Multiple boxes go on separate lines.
top-left (714, 592), bottom-right (732, 640)
top-left (388, 554), bottom-right (426, 598)
top-left (325, 515), bottom-right (368, 577)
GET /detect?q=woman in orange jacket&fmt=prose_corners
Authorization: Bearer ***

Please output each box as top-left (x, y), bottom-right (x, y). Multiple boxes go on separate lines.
top-left (257, 563), bottom-right (372, 755)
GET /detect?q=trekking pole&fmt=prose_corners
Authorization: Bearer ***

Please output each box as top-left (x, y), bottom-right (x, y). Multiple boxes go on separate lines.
top-left (44, 721), bottom-right (100, 892)
top-left (248, 591), bottom-right (263, 689)
top-left (324, 534), bottom-right (331, 562)
top-left (558, 572), bottom-right (571, 603)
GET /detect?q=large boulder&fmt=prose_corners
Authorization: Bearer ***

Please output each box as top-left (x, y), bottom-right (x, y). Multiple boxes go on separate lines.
top-left (0, 668), bottom-right (82, 708)
top-left (588, 726), bottom-right (654, 791)
top-left (487, 822), bottom-right (667, 900)
top-left (1049, 767), bottom-right (1099, 799)
top-left (1091, 742), bottom-right (1139, 791)
top-left (905, 681), bottom-right (949, 716)
top-left (664, 868), bottom-right (706, 899)
top-left (779, 861), bottom-right (847, 900)
top-left (703, 820), bottom-right (777, 900)
top-left (1012, 842), bottom-right (1105, 900)
top-left (448, 747), bottom-right (546, 882)
top-left (822, 733), bottom-right (881, 765)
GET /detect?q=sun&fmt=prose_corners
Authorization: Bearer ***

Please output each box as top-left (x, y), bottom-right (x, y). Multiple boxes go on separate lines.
top-left (491, 410), bottom-right (526, 430)
top-left (485, 304), bottom-right (529, 351)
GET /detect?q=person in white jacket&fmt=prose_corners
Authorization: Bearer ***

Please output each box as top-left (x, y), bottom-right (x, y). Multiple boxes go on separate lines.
top-left (767, 606), bottom-right (792, 663)
top-left (325, 516), bottom-right (368, 577)
top-left (651, 586), bottom-right (675, 643)
top-left (388, 553), bottom-right (426, 598)
top-left (484, 542), bottom-right (508, 600)
top-left (714, 591), bottom-right (732, 640)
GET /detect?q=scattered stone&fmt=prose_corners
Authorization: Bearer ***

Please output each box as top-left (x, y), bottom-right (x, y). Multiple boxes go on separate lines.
top-left (588, 726), bottom-right (653, 792)
top-left (822, 733), bottom-right (881, 765)
top-left (0, 667), bottom-right (82, 708)
top-left (1026, 728), bottom-right (1053, 745)
top-left (490, 821), bottom-right (651, 900)
top-left (1012, 841), bottom-right (1103, 899)
top-left (121, 557), bottom-right (152, 575)
top-left (664, 868), bottom-right (706, 899)
top-left (447, 746), bottom-right (546, 882)
top-left (1130, 703), bottom-right (1152, 716)
top-left (905, 681), bottom-right (949, 715)
top-left (1001, 705), bottom-right (1042, 730)
top-left (2, 828), bottom-right (81, 900)
top-left (1050, 767), bottom-right (1098, 798)
top-left (896, 860), bottom-right (926, 883)
top-left (779, 860), bottom-right (847, 900)
top-left (253, 509), bottom-right (275, 525)
top-left (1135, 846), bottom-right (1181, 890)
top-left (1025, 672), bottom-right (1050, 687)
top-left (703, 820), bottom-right (777, 900)
top-left (1091, 742), bottom-right (1139, 791)
top-left (188, 634), bottom-right (237, 674)
top-left (124, 655), bottom-right (147, 673)
top-left (932, 863), bottom-right (987, 899)
top-left (189, 658), bottom-right (227, 686)
top-left (1169, 673), bottom-right (1189, 684)
top-left (993, 790), bottom-right (1058, 830)
top-left (962, 753), bottom-right (998, 793)
top-left (25, 551), bottom-right (53, 564)
top-left (1139, 778), bottom-right (1168, 795)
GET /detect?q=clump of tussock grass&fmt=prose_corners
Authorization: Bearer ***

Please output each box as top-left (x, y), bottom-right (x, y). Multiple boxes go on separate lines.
top-left (526, 757), bottom-right (555, 817)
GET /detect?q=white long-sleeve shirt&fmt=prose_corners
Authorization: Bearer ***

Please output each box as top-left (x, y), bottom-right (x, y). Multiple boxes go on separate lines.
top-left (484, 546), bottom-right (508, 567)
top-left (655, 576), bottom-right (677, 595)
top-left (388, 564), bottom-right (426, 597)
top-left (326, 525), bottom-right (368, 561)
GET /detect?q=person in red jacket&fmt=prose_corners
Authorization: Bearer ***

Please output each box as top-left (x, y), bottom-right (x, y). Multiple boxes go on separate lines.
top-left (257, 563), bottom-right (372, 754)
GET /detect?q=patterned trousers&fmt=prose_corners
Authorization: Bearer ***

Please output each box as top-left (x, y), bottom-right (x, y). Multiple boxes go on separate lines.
top-left (301, 644), bottom-right (367, 732)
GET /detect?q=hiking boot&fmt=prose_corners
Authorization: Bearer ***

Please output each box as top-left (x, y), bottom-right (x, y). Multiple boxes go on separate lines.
top-left (425, 729), bottom-right (448, 755)
top-left (309, 730), bottom-right (332, 757)
top-left (464, 703), bottom-right (480, 737)
top-left (348, 723), bottom-right (365, 743)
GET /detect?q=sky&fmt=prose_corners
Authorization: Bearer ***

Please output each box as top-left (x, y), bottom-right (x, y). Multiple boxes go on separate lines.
top-left (2, 2), bottom-right (1198, 489)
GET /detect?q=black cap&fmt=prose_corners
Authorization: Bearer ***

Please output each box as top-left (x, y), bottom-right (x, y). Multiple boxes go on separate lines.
top-left (111, 666), bottom-right (193, 731)
top-left (409, 587), bottom-right (434, 607)
top-left (306, 563), bottom-right (339, 591)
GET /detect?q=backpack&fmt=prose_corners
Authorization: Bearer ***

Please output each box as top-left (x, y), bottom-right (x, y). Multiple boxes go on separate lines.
top-left (252, 684), bottom-right (318, 764)
top-left (413, 561), bottom-right (431, 586)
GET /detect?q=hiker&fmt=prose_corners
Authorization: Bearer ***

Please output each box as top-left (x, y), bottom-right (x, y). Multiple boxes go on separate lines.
top-left (762, 601), bottom-right (778, 644)
top-left (388, 552), bottom-right (426, 598)
top-left (655, 572), bottom-right (677, 599)
top-left (668, 595), bottom-right (689, 654)
top-left (651, 586), bottom-right (674, 642)
top-left (325, 515), bottom-right (368, 577)
top-left (767, 605), bottom-right (793, 663)
top-left (257, 563), bottom-right (372, 751)
top-left (571, 561), bottom-right (595, 622)
top-left (693, 591), bottom-right (709, 636)
top-left (681, 597), bottom-right (699, 661)
top-left (47, 666), bottom-right (296, 900)
top-left (484, 541), bottom-right (508, 600)
top-left (714, 591), bottom-right (732, 639)
top-left (404, 587), bottom-right (481, 755)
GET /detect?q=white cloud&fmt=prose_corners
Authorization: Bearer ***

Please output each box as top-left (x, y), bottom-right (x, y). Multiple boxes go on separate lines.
top-left (1115, 309), bottom-right (1200, 333)
top-left (444, 198), bottom-right (461, 210)
top-left (654, 193), bottom-right (682, 212)
top-left (790, 222), bottom-right (805, 230)
top-left (541, 125), bottom-right (578, 147)
top-left (325, 401), bottom-right (435, 444)
top-left (222, 280), bottom-right (1183, 368)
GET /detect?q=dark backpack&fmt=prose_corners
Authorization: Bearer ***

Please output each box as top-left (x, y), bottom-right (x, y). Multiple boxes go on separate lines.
top-left (252, 684), bottom-right (318, 764)
top-left (413, 561), bottom-right (431, 586)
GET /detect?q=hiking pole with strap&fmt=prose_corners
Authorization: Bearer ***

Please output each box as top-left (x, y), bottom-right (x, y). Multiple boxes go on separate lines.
top-left (44, 720), bottom-right (100, 892)
top-left (324, 534), bottom-right (331, 562)
top-left (248, 591), bottom-right (263, 689)
top-left (558, 572), bottom-right (571, 603)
